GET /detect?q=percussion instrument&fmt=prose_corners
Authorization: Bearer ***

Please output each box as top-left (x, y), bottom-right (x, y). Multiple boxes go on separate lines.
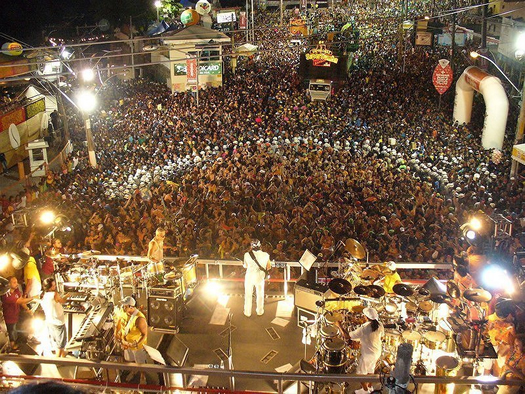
top-left (393, 283), bottom-right (414, 297)
top-left (422, 330), bottom-right (446, 350)
top-left (66, 268), bottom-right (84, 283)
top-left (458, 328), bottom-right (483, 352)
top-left (366, 285), bottom-right (385, 299)
top-left (417, 287), bottom-right (431, 298)
top-left (361, 269), bottom-right (381, 281)
top-left (402, 330), bottom-right (421, 344)
top-left (344, 238), bottom-right (366, 259)
top-left (321, 325), bottom-right (339, 339)
top-left (324, 311), bottom-right (343, 325)
top-left (385, 301), bottom-right (398, 314)
top-left (435, 356), bottom-right (459, 394)
top-left (430, 294), bottom-right (450, 304)
top-left (328, 278), bottom-right (352, 295)
top-left (181, 262), bottom-right (198, 297)
top-left (322, 337), bottom-right (347, 373)
top-left (406, 301), bottom-right (418, 314)
top-left (463, 289), bottom-right (492, 303)
top-left (446, 280), bottom-right (461, 299)
top-left (120, 266), bottom-right (133, 283)
top-left (164, 270), bottom-right (182, 281)
top-left (354, 285), bottom-right (368, 295)
top-left (419, 300), bottom-right (433, 313)
top-left (109, 266), bottom-right (120, 278)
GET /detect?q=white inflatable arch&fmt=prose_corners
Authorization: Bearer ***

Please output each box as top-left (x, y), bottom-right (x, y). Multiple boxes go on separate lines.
top-left (453, 66), bottom-right (508, 150)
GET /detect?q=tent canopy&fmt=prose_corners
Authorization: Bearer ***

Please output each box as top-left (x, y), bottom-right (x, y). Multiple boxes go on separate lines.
top-left (234, 43), bottom-right (258, 56)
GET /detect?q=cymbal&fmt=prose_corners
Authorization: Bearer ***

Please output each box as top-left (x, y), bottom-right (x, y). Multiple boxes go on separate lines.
top-left (0, 277), bottom-right (9, 296)
top-left (354, 285), bottom-right (368, 295)
top-left (393, 283), bottom-right (414, 297)
top-left (361, 269), bottom-right (381, 281)
top-left (419, 300), bottom-right (433, 312)
top-left (344, 238), bottom-right (366, 260)
top-left (366, 285), bottom-right (386, 299)
top-left (417, 287), bottom-right (430, 297)
top-left (430, 293), bottom-right (450, 304)
top-left (164, 271), bottom-right (182, 281)
top-left (446, 280), bottom-right (461, 299)
top-left (328, 278), bottom-right (352, 295)
top-left (463, 289), bottom-right (492, 303)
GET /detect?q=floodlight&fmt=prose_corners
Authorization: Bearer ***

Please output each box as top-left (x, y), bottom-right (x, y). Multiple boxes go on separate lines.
top-left (40, 210), bottom-right (56, 225)
top-left (81, 68), bottom-right (95, 82)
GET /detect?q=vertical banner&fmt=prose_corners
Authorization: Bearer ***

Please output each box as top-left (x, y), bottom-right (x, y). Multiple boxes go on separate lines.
top-left (186, 57), bottom-right (198, 84)
top-left (239, 11), bottom-right (247, 29)
top-left (432, 59), bottom-right (453, 95)
top-left (301, 0), bottom-right (307, 9)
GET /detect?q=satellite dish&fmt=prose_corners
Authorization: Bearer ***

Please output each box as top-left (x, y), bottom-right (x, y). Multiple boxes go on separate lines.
top-left (41, 113), bottom-right (50, 132)
top-left (98, 19), bottom-right (110, 32)
top-left (9, 124), bottom-right (21, 150)
top-left (143, 45), bottom-right (159, 52)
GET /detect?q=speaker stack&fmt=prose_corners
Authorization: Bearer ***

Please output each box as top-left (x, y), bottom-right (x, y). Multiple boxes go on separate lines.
top-left (148, 287), bottom-right (183, 333)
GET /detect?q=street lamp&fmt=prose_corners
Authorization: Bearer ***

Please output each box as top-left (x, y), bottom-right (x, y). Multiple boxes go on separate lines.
top-left (470, 51), bottom-right (521, 95)
top-left (77, 90), bottom-right (97, 168)
top-left (155, 1), bottom-right (162, 23)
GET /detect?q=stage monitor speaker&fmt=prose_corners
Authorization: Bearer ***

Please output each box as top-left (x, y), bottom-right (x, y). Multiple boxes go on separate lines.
top-left (165, 335), bottom-right (189, 367)
top-left (148, 290), bottom-right (183, 333)
top-left (16, 343), bottom-right (39, 375)
top-left (294, 279), bottom-right (328, 312)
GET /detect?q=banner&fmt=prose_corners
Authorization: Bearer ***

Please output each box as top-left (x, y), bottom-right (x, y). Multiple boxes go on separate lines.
top-left (175, 62), bottom-right (223, 77)
top-left (25, 98), bottom-right (45, 120)
top-left (432, 59), bottom-right (453, 95)
top-left (301, 0), bottom-right (307, 9)
top-left (0, 108), bottom-right (26, 133)
top-left (239, 11), bottom-right (247, 29)
top-left (186, 58), bottom-right (198, 84)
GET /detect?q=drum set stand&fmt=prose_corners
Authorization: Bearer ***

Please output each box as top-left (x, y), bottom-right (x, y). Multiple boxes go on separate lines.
top-left (298, 239), bottom-right (497, 393)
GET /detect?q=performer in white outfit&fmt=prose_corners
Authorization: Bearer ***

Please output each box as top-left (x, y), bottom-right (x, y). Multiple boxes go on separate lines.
top-left (338, 307), bottom-right (384, 394)
top-left (243, 239), bottom-right (271, 317)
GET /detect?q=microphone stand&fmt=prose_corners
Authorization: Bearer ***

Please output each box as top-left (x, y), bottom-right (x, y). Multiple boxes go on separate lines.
top-left (227, 313), bottom-right (235, 390)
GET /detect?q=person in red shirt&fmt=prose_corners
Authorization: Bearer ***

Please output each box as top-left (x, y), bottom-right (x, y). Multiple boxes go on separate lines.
top-left (42, 238), bottom-right (66, 280)
top-left (1, 277), bottom-right (36, 350)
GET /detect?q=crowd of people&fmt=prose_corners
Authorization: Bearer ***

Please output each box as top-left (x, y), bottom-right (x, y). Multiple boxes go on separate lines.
top-left (0, 3), bottom-right (524, 284)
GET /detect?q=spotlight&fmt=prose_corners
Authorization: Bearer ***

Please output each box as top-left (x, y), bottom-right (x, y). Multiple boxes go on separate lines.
top-left (470, 217), bottom-right (482, 231)
top-left (203, 279), bottom-right (222, 296)
top-left (0, 254), bottom-right (10, 270)
top-left (40, 210), bottom-right (56, 225)
top-left (480, 264), bottom-right (514, 294)
top-left (81, 68), bottom-right (95, 82)
top-left (32, 317), bottom-right (44, 332)
top-left (460, 222), bottom-right (485, 247)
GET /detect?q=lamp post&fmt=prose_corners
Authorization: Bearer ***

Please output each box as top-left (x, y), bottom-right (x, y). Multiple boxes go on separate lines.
top-left (77, 91), bottom-right (97, 168)
top-left (470, 51), bottom-right (521, 95)
top-left (155, 1), bottom-right (162, 23)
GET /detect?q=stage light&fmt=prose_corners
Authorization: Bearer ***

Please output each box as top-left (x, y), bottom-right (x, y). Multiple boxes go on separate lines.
top-left (476, 375), bottom-right (499, 383)
top-left (203, 279), bottom-right (222, 296)
top-left (40, 210), bottom-right (56, 225)
top-left (32, 317), bottom-right (44, 332)
top-left (481, 264), bottom-right (513, 293)
top-left (0, 253), bottom-right (10, 269)
top-left (470, 217), bottom-right (482, 231)
top-left (81, 68), bottom-right (95, 82)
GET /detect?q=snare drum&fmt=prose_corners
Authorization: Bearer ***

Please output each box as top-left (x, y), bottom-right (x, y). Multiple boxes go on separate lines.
top-left (435, 356), bottom-right (459, 394)
top-left (322, 337), bottom-right (347, 374)
top-left (324, 311), bottom-right (343, 325)
top-left (423, 330), bottom-right (446, 350)
top-left (385, 301), bottom-right (398, 314)
top-left (321, 324), bottom-right (339, 339)
top-left (419, 301), bottom-right (433, 313)
top-left (402, 330), bottom-right (421, 344)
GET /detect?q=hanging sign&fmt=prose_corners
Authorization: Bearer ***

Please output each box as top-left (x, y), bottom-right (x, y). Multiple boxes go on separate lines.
top-left (186, 58), bottom-right (198, 84)
top-left (432, 59), bottom-right (453, 95)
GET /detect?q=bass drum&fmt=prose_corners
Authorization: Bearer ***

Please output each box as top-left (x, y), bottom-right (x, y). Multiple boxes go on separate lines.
top-left (322, 337), bottom-right (347, 374)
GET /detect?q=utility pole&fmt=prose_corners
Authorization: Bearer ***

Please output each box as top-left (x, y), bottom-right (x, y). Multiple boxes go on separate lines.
top-left (451, 0), bottom-right (456, 71)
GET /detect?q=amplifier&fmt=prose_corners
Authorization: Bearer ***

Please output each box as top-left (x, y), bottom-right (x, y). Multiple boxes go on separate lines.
top-left (294, 279), bottom-right (329, 312)
top-left (149, 286), bottom-right (181, 298)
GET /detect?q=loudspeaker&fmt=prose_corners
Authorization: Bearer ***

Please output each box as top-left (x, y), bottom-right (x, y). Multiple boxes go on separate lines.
top-left (148, 288), bottom-right (183, 333)
top-left (294, 279), bottom-right (328, 312)
top-left (17, 343), bottom-right (39, 375)
top-left (165, 335), bottom-right (189, 367)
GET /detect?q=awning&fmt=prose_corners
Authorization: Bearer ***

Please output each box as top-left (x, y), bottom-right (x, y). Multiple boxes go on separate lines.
top-left (512, 143), bottom-right (525, 165)
top-left (234, 43), bottom-right (258, 56)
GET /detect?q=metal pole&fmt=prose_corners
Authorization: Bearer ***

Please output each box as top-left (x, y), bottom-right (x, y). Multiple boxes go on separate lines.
top-left (246, 0), bottom-right (249, 41)
top-left (510, 82), bottom-right (525, 177)
top-left (280, 0), bottom-right (283, 25)
top-left (130, 16), bottom-right (135, 79)
top-left (251, 0), bottom-right (255, 42)
top-left (84, 114), bottom-right (97, 167)
top-left (196, 54), bottom-right (199, 108)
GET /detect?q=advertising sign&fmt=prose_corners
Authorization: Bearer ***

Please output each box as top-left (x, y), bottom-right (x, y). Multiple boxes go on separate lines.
top-left (186, 58), bottom-right (198, 84)
top-left (432, 59), bottom-right (453, 95)
top-left (175, 62), bottom-right (223, 76)
top-left (239, 12), bottom-right (247, 29)
top-left (217, 12), bottom-right (236, 23)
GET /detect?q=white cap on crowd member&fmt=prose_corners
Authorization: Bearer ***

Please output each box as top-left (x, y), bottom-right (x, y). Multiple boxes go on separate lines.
top-left (363, 307), bottom-right (379, 321)
top-left (120, 296), bottom-right (136, 307)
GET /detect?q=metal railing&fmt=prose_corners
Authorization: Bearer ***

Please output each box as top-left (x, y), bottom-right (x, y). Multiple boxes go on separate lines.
top-left (0, 354), bottom-right (524, 393)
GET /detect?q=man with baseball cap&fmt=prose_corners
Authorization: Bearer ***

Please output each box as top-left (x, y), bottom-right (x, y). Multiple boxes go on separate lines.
top-left (119, 296), bottom-right (148, 365)
top-left (381, 261), bottom-right (402, 294)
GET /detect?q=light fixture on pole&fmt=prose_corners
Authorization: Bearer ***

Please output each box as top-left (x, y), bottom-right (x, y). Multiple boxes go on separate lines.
top-left (155, 0), bottom-right (162, 23)
top-left (470, 51), bottom-right (521, 96)
top-left (77, 90), bottom-right (97, 168)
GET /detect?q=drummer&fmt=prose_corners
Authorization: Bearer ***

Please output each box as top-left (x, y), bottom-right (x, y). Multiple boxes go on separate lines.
top-left (380, 261), bottom-right (402, 294)
top-left (147, 227), bottom-right (166, 263)
top-left (485, 299), bottom-right (516, 377)
top-left (337, 307), bottom-right (384, 394)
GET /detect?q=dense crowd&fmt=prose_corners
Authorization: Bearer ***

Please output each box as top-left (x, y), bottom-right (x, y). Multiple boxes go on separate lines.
top-left (1, 4), bottom-right (524, 280)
